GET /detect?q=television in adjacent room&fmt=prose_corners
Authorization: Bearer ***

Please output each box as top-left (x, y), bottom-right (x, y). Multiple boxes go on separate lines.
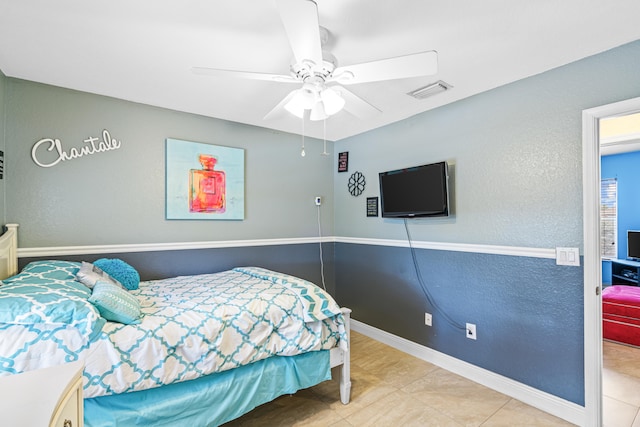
top-left (378, 161), bottom-right (450, 218)
top-left (628, 230), bottom-right (640, 260)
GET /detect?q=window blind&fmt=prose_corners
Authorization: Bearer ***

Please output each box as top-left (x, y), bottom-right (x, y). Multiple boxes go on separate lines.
top-left (601, 177), bottom-right (617, 259)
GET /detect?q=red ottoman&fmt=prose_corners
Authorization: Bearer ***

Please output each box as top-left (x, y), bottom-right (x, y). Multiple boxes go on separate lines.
top-left (603, 285), bottom-right (640, 346)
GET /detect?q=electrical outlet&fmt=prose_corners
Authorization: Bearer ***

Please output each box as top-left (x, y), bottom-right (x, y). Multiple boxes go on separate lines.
top-left (314, 196), bottom-right (322, 206)
top-left (424, 312), bottom-right (432, 326)
top-left (466, 323), bottom-right (477, 340)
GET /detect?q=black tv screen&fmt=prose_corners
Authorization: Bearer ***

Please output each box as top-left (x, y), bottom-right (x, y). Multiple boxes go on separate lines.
top-left (379, 161), bottom-right (449, 218)
top-left (628, 230), bottom-right (640, 260)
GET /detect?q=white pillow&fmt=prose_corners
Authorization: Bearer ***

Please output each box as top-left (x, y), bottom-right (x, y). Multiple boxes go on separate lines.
top-left (76, 261), bottom-right (124, 290)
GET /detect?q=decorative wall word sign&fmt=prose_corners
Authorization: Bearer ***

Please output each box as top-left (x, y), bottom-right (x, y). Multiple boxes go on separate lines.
top-left (338, 152), bottom-right (348, 172)
top-left (31, 129), bottom-right (122, 168)
top-left (367, 197), bottom-right (378, 217)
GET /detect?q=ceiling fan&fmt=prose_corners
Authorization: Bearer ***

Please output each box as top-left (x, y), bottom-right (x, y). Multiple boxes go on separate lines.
top-left (192, 0), bottom-right (438, 121)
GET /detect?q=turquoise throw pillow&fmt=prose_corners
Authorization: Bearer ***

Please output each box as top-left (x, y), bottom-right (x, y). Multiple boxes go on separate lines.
top-left (94, 258), bottom-right (140, 290)
top-left (88, 281), bottom-right (141, 324)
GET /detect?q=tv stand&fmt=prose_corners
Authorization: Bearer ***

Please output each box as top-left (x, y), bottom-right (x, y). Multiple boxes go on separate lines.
top-left (611, 259), bottom-right (640, 286)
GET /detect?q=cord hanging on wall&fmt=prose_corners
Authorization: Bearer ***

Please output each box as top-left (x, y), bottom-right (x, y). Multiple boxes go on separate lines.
top-left (404, 219), bottom-right (465, 332)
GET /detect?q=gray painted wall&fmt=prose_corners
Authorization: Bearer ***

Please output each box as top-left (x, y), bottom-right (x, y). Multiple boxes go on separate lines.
top-left (0, 70), bottom-right (5, 226)
top-left (334, 40), bottom-right (640, 249)
top-left (333, 39), bottom-right (640, 406)
top-left (5, 79), bottom-right (334, 247)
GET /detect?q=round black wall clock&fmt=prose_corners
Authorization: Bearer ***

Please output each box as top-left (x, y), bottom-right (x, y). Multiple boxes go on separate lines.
top-left (348, 171), bottom-right (366, 196)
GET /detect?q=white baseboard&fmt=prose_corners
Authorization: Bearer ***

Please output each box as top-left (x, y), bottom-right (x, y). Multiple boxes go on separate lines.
top-left (351, 319), bottom-right (585, 426)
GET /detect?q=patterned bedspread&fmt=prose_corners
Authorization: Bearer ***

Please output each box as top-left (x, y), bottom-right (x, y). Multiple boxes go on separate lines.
top-left (0, 266), bottom-right (346, 398)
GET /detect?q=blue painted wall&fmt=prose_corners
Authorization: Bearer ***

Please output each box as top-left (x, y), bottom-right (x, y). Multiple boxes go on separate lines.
top-left (20, 242), bottom-right (336, 296)
top-left (336, 243), bottom-right (584, 403)
top-left (601, 150), bottom-right (640, 284)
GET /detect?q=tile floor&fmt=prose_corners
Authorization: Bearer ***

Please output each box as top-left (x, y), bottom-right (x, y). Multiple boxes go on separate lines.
top-left (224, 331), bottom-right (582, 426)
top-left (603, 340), bottom-right (640, 427)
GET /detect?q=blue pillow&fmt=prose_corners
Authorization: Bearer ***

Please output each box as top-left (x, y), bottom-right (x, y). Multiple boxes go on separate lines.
top-left (94, 258), bottom-right (140, 290)
top-left (88, 281), bottom-right (141, 324)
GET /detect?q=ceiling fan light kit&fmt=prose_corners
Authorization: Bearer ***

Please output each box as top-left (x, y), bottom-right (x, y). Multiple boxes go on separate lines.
top-left (284, 85), bottom-right (316, 118)
top-left (320, 87), bottom-right (345, 115)
top-left (284, 80), bottom-right (345, 120)
top-left (309, 102), bottom-right (327, 121)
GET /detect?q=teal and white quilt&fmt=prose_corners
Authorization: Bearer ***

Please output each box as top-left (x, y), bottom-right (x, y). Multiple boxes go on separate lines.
top-left (0, 265), bottom-right (346, 398)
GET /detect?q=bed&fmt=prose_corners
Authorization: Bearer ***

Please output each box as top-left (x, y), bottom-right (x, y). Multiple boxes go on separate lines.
top-left (0, 224), bottom-right (351, 426)
top-left (602, 284), bottom-right (640, 347)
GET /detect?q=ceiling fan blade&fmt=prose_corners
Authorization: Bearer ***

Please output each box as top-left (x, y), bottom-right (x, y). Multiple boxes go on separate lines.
top-left (275, 0), bottom-right (323, 66)
top-left (263, 90), bottom-right (298, 120)
top-left (192, 67), bottom-right (298, 83)
top-left (330, 51), bottom-right (438, 85)
top-left (332, 85), bottom-right (382, 119)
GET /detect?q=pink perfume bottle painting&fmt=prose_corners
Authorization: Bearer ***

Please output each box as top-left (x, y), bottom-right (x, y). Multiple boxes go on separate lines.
top-left (189, 154), bottom-right (226, 213)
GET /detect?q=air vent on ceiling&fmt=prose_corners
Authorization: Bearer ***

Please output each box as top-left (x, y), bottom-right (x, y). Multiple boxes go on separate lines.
top-left (408, 80), bottom-right (452, 100)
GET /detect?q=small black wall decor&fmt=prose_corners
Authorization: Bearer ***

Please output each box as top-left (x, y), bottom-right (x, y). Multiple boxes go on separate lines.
top-left (348, 171), bottom-right (366, 196)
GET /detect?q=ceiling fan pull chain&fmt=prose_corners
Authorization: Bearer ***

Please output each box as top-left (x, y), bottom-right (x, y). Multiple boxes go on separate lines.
top-left (322, 118), bottom-right (329, 156)
top-left (301, 114), bottom-right (306, 157)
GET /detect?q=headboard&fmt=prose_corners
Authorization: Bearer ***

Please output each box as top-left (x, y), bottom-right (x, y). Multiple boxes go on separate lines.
top-left (0, 224), bottom-right (18, 280)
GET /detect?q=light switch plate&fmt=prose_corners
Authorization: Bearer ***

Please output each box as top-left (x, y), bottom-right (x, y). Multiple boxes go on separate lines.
top-left (556, 247), bottom-right (580, 266)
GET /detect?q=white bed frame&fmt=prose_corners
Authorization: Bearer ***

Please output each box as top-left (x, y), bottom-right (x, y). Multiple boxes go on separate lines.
top-left (0, 224), bottom-right (18, 280)
top-left (332, 307), bottom-right (352, 404)
top-left (0, 223), bottom-right (352, 406)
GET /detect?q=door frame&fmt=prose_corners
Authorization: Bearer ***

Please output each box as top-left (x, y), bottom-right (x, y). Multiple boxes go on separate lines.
top-left (582, 96), bottom-right (640, 426)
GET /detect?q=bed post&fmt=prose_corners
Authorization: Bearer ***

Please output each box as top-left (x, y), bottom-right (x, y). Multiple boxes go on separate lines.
top-left (339, 307), bottom-right (352, 405)
top-left (0, 224), bottom-right (19, 279)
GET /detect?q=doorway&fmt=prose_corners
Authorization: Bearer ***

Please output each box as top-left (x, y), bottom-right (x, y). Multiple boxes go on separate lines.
top-left (583, 97), bottom-right (640, 426)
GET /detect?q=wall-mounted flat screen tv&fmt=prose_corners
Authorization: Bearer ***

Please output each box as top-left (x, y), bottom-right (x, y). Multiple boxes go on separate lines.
top-left (628, 230), bottom-right (640, 260)
top-left (379, 161), bottom-right (450, 218)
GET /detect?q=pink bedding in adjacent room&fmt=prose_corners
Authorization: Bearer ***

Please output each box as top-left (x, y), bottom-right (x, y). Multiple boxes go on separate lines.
top-left (602, 285), bottom-right (640, 347)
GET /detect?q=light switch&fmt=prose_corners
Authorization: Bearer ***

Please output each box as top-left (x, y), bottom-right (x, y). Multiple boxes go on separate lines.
top-left (556, 247), bottom-right (580, 266)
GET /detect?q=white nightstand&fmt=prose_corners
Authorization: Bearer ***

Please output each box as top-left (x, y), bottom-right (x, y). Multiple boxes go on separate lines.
top-left (0, 361), bottom-right (84, 427)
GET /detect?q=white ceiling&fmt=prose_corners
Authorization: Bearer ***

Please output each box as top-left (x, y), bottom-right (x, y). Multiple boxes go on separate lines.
top-left (1, 0), bottom-right (640, 141)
